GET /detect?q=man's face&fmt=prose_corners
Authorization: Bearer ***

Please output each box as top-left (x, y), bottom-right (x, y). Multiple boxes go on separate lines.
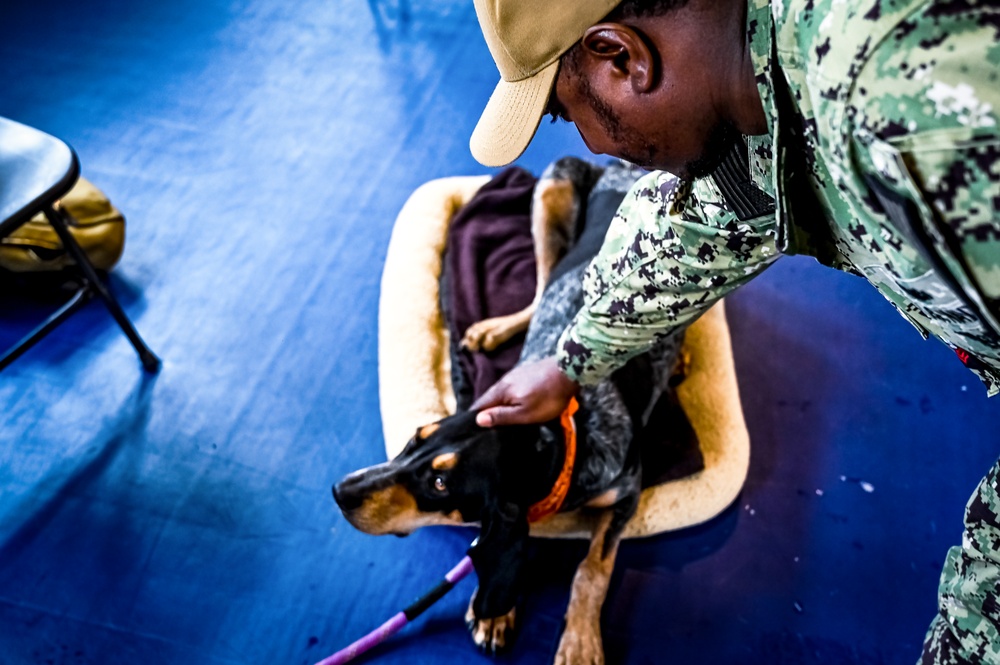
top-left (549, 44), bottom-right (737, 178)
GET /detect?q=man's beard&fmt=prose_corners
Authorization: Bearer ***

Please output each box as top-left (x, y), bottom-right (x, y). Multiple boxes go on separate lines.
top-left (586, 82), bottom-right (740, 177)
top-left (583, 79), bottom-right (659, 169)
top-left (582, 73), bottom-right (742, 178)
top-left (684, 120), bottom-right (741, 179)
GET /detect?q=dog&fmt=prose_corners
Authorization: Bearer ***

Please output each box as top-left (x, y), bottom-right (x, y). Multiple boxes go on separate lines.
top-left (334, 159), bottom-right (689, 665)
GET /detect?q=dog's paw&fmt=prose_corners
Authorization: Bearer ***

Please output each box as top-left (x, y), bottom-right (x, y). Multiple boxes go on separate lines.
top-left (554, 619), bottom-right (604, 665)
top-left (465, 594), bottom-right (517, 655)
top-left (461, 316), bottom-right (524, 353)
top-left (461, 319), bottom-right (503, 352)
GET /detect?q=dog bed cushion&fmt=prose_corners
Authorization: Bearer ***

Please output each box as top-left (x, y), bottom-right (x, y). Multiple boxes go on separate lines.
top-left (379, 175), bottom-right (750, 539)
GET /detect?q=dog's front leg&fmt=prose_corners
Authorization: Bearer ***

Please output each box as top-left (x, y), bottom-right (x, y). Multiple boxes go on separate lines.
top-left (554, 510), bottom-right (620, 665)
top-left (466, 500), bottom-right (529, 654)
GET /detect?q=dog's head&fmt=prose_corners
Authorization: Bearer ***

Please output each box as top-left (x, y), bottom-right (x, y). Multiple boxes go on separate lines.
top-left (334, 412), bottom-right (563, 623)
top-left (333, 411), bottom-right (535, 536)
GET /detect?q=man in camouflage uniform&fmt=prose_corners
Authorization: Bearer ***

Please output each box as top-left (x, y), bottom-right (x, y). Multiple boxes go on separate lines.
top-left (465, 0), bottom-right (1000, 660)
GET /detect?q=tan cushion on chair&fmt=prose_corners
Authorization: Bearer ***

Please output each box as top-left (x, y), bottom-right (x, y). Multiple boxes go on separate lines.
top-left (0, 177), bottom-right (125, 273)
top-left (379, 176), bottom-right (750, 539)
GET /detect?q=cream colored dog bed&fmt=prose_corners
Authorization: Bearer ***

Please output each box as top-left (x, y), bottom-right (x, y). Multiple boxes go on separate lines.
top-left (379, 175), bottom-right (750, 539)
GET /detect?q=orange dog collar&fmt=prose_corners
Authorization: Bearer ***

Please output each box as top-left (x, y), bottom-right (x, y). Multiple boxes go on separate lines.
top-left (527, 397), bottom-right (579, 523)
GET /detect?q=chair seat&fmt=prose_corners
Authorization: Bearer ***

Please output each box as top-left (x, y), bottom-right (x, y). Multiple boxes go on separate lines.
top-left (0, 117), bottom-right (79, 237)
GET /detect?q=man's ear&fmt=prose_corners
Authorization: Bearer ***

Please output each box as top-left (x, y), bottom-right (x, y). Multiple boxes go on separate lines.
top-left (468, 498), bottom-right (529, 619)
top-left (579, 23), bottom-right (656, 94)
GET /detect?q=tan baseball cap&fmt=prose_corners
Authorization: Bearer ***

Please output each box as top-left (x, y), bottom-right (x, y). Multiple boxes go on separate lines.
top-left (470, 0), bottom-right (622, 167)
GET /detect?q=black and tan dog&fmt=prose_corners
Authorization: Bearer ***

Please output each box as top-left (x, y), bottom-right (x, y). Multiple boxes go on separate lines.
top-left (334, 159), bottom-right (688, 665)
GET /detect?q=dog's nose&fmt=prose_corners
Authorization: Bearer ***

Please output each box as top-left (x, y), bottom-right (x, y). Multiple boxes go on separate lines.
top-left (332, 483), bottom-right (363, 512)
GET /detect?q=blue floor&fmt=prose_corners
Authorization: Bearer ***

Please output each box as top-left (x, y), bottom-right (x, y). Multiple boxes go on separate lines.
top-left (1, 2), bottom-right (998, 664)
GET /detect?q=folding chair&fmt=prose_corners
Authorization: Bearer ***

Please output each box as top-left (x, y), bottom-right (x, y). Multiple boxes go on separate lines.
top-left (0, 116), bottom-right (159, 372)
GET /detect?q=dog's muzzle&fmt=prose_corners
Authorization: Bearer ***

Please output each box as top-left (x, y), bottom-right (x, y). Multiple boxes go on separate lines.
top-left (333, 466), bottom-right (378, 513)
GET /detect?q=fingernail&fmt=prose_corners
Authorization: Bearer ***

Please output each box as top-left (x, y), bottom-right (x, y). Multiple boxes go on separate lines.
top-left (476, 413), bottom-right (490, 428)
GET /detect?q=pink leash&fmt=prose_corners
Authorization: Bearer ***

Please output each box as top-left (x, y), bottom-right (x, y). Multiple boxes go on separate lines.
top-left (313, 555), bottom-right (474, 665)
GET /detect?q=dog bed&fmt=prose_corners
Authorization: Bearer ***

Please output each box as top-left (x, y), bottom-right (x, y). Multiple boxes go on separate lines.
top-left (378, 175), bottom-right (750, 539)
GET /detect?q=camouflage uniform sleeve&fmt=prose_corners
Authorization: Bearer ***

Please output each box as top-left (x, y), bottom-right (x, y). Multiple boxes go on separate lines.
top-left (556, 171), bottom-right (780, 385)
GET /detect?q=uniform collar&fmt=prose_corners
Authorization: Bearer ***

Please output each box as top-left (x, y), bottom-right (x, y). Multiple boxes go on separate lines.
top-left (746, 0), bottom-right (777, 141)
top-left (746, 0), bottom-right (797, 251)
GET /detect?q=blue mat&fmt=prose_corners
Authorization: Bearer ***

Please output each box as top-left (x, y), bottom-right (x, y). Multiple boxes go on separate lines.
top-left (1, 1), bottom-right (997, 664)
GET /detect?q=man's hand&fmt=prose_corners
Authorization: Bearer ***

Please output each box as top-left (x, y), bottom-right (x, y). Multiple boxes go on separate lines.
top-left (472, 357), bottom-right (580, 427)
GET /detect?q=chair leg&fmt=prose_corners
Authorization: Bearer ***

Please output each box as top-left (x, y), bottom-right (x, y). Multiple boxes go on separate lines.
top-left (44, 204), bottom-right (161, 373)
top-left (0, 286), bottom-right (93, 371)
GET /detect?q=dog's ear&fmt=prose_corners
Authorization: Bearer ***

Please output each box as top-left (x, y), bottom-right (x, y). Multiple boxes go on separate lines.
top-left (467, 497), bottom-right (529, 619)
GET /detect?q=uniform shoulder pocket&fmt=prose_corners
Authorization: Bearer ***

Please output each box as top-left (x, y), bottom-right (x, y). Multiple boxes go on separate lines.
top-left (858, 129), bottom-right (1000, 333)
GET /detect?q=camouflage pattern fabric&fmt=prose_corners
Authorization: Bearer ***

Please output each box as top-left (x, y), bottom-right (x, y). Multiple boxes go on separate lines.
top-left (555, 0), bottom-right (1000, 393)
top-left (552, 0), bottom-right (1000, 659)
top-left (921, 458), bottom-right (1000, 665)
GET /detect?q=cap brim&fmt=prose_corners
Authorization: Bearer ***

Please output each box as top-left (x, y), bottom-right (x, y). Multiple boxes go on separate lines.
top-left (470, 60), bottom-right (559, 168)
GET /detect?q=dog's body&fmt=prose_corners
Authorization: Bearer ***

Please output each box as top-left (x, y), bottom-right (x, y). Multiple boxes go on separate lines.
top-left (334, 159), bottom-right (687, 664)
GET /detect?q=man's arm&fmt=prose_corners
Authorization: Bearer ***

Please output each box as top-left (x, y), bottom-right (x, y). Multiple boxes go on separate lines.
top-left (475, 169), bottom-right (780, 426)
top-left (558, 170), bottom-right (780, 385)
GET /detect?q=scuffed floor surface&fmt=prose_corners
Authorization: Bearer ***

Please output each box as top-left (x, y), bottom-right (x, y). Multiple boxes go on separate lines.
top-left (1, 1), bottom-right (998, 663)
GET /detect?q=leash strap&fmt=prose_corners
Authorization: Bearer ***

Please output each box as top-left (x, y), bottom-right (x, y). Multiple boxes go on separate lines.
top-left (313, 556), bottom-right (474, 665)
top-left (527, 396), bottom-right (579, 523)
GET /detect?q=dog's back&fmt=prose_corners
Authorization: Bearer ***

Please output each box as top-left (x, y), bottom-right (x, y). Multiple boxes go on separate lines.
top-left (519, 158), bottom-right (647, 362)
top-left (520, 159), bottom-right (685, 510)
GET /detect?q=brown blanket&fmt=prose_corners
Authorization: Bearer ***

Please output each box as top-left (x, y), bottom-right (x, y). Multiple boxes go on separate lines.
top-left (444, 167), bottom-right (538, 406)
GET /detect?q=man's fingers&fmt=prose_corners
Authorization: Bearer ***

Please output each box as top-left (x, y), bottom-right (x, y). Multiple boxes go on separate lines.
top-left (475, 409), bottom-right (495, 428)
top-left (475, 406), bottom-right (518, 428)
top-left (470, 383), bottom-right (506, 411)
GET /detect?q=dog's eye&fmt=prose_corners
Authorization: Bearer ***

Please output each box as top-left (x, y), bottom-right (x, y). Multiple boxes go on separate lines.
top-left (432, 476), bottom-right (447, 493)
